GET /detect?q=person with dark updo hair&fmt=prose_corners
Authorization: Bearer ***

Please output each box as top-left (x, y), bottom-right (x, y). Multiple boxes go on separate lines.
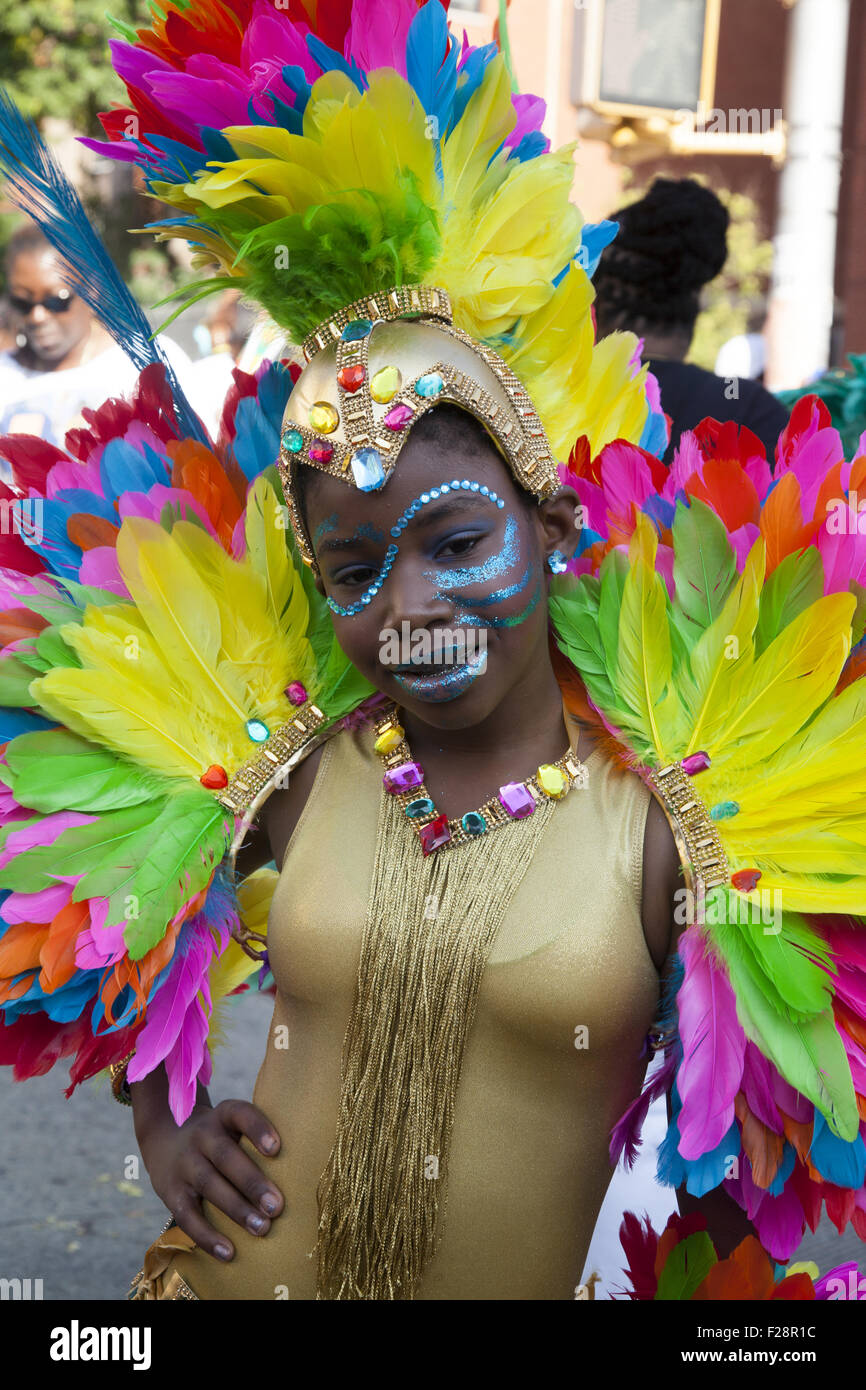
top-left (593, 178), bottom-right (789, 465)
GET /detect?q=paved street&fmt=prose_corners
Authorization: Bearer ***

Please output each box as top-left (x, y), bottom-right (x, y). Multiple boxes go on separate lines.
top-left (0, 982), bottom-right (861, 1300)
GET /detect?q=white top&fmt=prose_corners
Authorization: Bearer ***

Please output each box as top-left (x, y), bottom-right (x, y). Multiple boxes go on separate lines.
top-left (0, 337), bottom-right (193, 457)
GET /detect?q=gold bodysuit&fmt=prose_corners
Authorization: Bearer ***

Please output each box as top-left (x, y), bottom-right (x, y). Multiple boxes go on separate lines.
top-left (141, 708), bottom-right (659, 1301)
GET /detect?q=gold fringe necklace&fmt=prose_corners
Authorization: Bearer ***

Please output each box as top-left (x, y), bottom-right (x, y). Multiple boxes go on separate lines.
top-left (313, 708), bottom-right (582, 1300)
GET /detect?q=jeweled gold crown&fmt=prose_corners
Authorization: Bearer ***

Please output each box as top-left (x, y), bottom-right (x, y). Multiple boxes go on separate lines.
top-left (278, 284), bottom-right (561, 570)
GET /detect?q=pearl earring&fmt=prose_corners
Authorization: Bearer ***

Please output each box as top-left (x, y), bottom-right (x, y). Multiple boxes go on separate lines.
top-left (15, 332), bottom-right (27, 349)
top-left (547, 549), bottom-right (568, 574)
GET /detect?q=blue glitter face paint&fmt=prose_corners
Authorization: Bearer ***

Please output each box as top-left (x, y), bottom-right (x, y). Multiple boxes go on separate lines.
top-left (312, 512), bottom-right (338, 548)
top-left (392, 646), bottom-right (488, 703)
top-left (320, 480), bottom-right (504, 618)
top-left (422, 514), bottom-right (519, 590)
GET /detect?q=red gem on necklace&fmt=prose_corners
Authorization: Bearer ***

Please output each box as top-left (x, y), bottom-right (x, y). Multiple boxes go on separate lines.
top-left (418, 814), bottom-right (451, 855)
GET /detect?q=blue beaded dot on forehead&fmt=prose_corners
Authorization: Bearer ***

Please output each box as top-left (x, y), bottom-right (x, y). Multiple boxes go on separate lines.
top-left (324, 480), bottom-right (505, 618)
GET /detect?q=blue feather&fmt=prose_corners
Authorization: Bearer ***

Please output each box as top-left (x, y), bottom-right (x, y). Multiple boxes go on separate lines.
top-left (305, 36), bottom-right (367, 92)
top-left (766, 1142), bottom-right (797, 1197)
top-left (231, 395), bottom-right (280, 482)
top-left (281, 66), bottom-right (312, 115)
top-left (406, 0), bottom-right (458, 162)
top-left (99, 437), bottom-right (170, 500)
top-left (0, 709), bottom-right (55, 739)
top-left (0, 89), bottom-right (209, 447)
top-left (449, 44), bottom-right (497, 132)
top-left (810, 1109), bottom-right (866, 1188)
top-left (507, 130), bottom-right (548, 163)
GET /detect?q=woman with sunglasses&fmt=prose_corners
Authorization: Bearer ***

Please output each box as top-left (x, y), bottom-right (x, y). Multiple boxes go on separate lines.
top-left (0, 222), bottom-right (193, 450)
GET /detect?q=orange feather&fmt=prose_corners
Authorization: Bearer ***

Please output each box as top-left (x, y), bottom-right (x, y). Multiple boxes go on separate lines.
top-left (168, 440), bottom-right (244, 551)
top-left (0, 920), bottom-right (49, 976)
top-left (735, 1092), bottom-right (784, 1188)
top-left (759, 472), bottom-right (818, 575)
top-left (0, 607), bottom-right (48, 648)
top-left (38, 900), bottom-right (89, 993)
top-left (66, 513), bottom-right (121, 552)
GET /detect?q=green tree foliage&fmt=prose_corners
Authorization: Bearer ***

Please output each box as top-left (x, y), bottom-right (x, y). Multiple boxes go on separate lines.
top-left (0, 0), bottom-right (148, 135)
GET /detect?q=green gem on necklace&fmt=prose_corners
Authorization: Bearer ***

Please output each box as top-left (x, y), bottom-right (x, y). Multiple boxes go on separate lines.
top-left (246, 718), bottom-right (270, 743)
top-left (461, 811), bottom-right (487, 836)
top-left (405, 796), bottom-right (435, 819)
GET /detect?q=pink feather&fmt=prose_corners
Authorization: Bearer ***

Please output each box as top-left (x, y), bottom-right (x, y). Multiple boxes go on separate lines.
top-left (0, 811), bottom-right (97, 869)
top-left (675, 927), bottom-right (746, 1160)
top-left (0, 882), bottom-right (71, 923)
top-left (741, 1041), bottom-right (785, 1134)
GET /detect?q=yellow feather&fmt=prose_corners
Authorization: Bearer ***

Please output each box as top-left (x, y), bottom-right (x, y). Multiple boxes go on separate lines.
top-left (615, 516), bottom-right (680, 759)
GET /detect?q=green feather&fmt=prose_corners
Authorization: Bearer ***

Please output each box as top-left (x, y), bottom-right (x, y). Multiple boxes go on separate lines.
top-left (549, 575), bottom-right (622, 714)
top-left (34, 622), bottom-right (80, 669)
top-left (654, 1231), bottom-right (717, 1301)
top-left (672, 500), bottom-right (737, 635)
top-left (0, 794), bottom-right (231, 962)
top-left (5, 729), bottom-right (161, 813)
top-left (0, 654), bottom-right (41, 706)
top-left (223, 177), bottom-right (441, 343)
top-left (755, 549), bottom-right (825, 656)
top-left (707, 902), bottom-right (858, 1140)
top-left (707, 891), bottom-right (833, 1017)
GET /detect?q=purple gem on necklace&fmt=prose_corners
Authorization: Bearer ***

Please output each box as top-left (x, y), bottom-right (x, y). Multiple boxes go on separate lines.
top-left (383, 760), bottom-right (425, 794)
top-left (498, 782), bottom-right (536, 818)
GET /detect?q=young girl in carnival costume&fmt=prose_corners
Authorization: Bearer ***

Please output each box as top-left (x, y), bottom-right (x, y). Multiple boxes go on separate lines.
top-left (0, 0), bottom-right (865, 1302)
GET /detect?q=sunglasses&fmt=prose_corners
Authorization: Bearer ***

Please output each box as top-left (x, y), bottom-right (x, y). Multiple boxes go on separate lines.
top-left (8, 289), bottom-right (75, 316)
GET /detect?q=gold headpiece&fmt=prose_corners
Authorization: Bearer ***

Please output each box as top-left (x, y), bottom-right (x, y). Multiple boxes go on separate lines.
top-left (277, 284), bottom-right (561, 571)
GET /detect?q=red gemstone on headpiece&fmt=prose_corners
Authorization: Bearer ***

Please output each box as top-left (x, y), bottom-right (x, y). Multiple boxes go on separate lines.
top-left (419, 814), bottom-right (451, 855)
top-left (338, 364), bottom-right (366, 393)
top-left (200, 764), bottom-right (229, 789)
top-left (309, 438), bottom-right (334, 463)
top-left (731, 869), bottom-right (762, 893)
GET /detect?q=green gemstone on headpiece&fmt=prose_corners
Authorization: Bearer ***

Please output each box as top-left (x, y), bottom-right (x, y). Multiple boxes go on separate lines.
top-left (246, 719), bottom-right (270, 743)
top-left (342, 318), bottom-right (372, 342)
top-left (282, 428), bottom-right (303, 453)
top-left (710, 801), bottom-right (740, 821)
top-left (461, 811), bottom-right (487, 836)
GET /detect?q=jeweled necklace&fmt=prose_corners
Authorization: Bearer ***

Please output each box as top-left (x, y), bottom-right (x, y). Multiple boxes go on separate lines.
top-left (372, 703), bottom-right (585, 854)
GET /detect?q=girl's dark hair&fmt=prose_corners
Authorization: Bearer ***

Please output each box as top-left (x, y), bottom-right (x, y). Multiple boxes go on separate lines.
top-left (593, 177), bottom-right (729, 335)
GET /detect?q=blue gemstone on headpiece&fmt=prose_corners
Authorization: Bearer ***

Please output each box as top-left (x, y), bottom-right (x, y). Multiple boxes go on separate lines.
top-left (421, 493), bottom-right (430, 504)
top-left (460, 480), bottom-right (471, 490)
top-left (451, 479), bottom-right (461, 489)
top-left (441, 484), bottom-right (451, 493)
top-left (415, 372), bottom-right (445, 399)
top-left (710, 801), bottom-right (740, 821)
top-left (469, 482), bottom-right (479, 491)
top-left (390, 526), bottom-right (401, 538)
top-left (281, 428), bottom-right (303, 454)
top-left (246, 718), bottom-right (270, 743)
top-left (350, 447), bottom-right (385, 491)
top-left (480, 485), bottom-right (489, 495)
top-left (430, 489), bottom-right (440, 499)
top-left (342, 318), bottom-right (372, 342)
